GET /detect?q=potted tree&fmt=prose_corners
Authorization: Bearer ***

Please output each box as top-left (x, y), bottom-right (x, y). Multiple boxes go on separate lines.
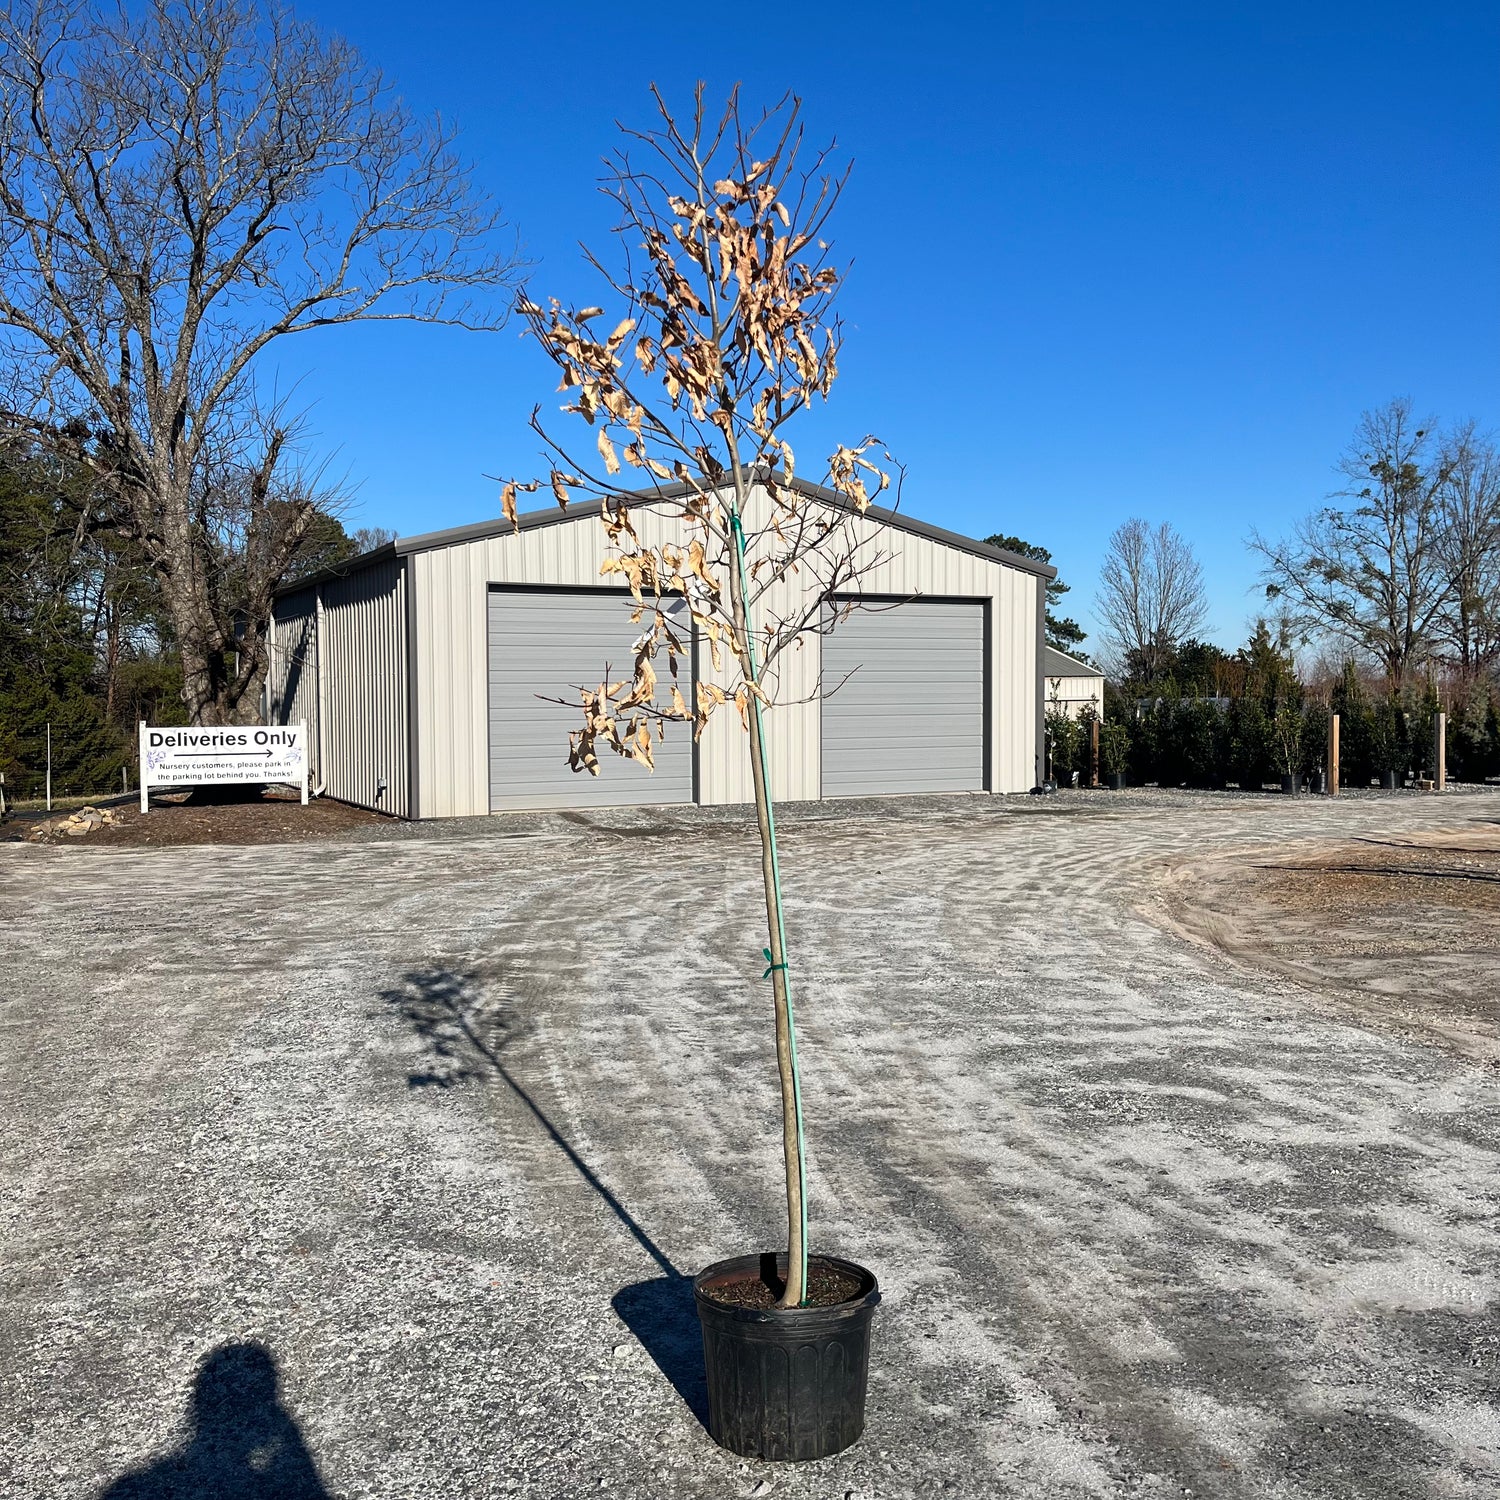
top-left (1272, 696), bottom-right (1302, 795)
top-left (502, 87), bottom-right (893, 1462)
top-left (1046, 704), bottom-right (1081, 788)
top-left (1372, 697), bottom-right (1401, 789)
top-left (1301, 703), bottom-right (1328, 794)
top-left (1100, 719), bottom-right (1129, 790)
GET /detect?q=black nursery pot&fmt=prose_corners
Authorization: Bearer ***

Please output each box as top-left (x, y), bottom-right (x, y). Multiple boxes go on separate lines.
top-left (1106, 772), bottom-right (1126, 790)
top-left (1280, 774), bottom-right (1297, 795)
top-left (1379, 770), bottom-right (1398, 790)
top-left (694, 1254), bottom-right (880, 1462)
top-left (1308, 771), bottom-right (1326, 794)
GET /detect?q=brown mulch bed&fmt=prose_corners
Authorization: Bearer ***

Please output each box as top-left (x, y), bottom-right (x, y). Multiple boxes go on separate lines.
top-left (7, 789), bottom-right (389, 848)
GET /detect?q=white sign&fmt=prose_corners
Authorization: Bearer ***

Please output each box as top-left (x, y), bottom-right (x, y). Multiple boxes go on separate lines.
top-left (138, 722), bottom-right (309, 812)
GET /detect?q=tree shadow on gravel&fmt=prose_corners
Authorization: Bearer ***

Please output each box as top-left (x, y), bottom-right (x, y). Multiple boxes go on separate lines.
top-left (101, 1341), bottom-right (328, 1499)
top-left (381, 966), bottom-right (709, 1431)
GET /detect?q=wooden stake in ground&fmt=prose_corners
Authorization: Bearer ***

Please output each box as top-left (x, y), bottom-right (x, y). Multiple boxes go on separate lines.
top-left (1328, 712), bottom-right (1340, 796)
top-left (1090, 719), bottom-right (1100, 788)
top-left (1435, 711), bottom-right (1446, 791)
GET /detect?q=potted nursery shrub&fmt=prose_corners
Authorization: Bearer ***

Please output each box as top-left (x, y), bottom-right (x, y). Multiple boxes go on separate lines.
top-left (502, 87), bottom-right (890, 1462)
top-left (1372, 697), bottom-right (1402, 789)
top-left (1301, 703), bottom-right (1328, 794)
top-left (1046, 703), bottom-right (1081, 788)
top-left (1229, 696), bottom-right (1270, 791)
top-left (1100, 719), bottom-right (1129, 790)
top-left (1272, 696), bottom-right (1302, 795)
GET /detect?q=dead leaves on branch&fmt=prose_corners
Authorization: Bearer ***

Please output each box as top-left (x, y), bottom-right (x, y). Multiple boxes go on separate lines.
top-left (566, 601), bottom-right (690, 776)
top-left (512, 91), bottom-right (846, 457)
top-left (506, 86), bottom-right (899, 780)
top-left (825, 440), bottom-right (890, 513)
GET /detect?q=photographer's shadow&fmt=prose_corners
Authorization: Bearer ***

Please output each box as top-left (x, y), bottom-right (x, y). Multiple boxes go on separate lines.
top-left (103, 1342), bottom-right (328, 1499)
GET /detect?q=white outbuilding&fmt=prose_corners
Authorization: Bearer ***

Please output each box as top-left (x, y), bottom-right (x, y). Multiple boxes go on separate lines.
top-left (1042, 646), bottom-right (1105, 721)
top-left (266, 479), bottom-right (1055, 819)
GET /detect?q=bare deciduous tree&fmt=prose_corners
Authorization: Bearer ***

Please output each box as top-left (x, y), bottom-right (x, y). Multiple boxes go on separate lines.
top-left (503, 86), bottom-right (900, 1307)
top-left (1095, 517), bottom-right (1208, 682)
top-left (1432, 422), bottom-right (1500, 679)
top-left (0, 0), bottom-right (520, 723)
top-left (1251, 399), bottom-right (1458, 687)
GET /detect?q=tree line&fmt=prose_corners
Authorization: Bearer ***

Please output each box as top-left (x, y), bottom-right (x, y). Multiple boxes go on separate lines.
top-left (1072, 398), bottom-right (1500, 789)
top-left (0, 436), bottom-right (392, 798)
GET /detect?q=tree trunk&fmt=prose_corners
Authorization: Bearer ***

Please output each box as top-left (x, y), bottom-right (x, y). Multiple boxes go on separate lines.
top-left (158, 568), bottom-right (235, 726)
top-left (725, 495), bottom-right (808, 1309)
top-left (147, 476), bottom-right (266, 727)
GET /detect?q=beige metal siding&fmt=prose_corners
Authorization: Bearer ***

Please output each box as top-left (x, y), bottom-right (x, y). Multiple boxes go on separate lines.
top-left (267, 587), bottom-right (319, 770)
top-left (1045, 674), bottom-right (1105, 720)
top-left (268, 560), bottom-right (409, 817)
top-left (319, 559), bottom-right (409, 816)
top-left (409, 484), bottom-right (1043, 817)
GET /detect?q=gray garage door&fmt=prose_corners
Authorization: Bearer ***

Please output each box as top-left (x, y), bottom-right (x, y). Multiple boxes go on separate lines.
top-left (821, 600), bottom-right (986, 796)
top-left (488, 589), bottom-right (693, 811)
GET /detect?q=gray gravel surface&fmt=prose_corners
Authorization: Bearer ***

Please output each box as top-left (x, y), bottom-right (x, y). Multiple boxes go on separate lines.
top-left (2, 789), bottom-right (1498, 1499)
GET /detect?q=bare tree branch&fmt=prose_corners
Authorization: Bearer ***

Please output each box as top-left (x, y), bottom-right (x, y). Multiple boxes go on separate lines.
top-left (1095, 517), bottom-right (1208, 681)
top-left (0, 0), bottom-right (523, 722)
top-left (1249, 399), bottom-right (1462, 688)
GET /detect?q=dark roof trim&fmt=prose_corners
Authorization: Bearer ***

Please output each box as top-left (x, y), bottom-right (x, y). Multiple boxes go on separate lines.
top-left (274, 478), bottom-right (1056, 599)
top-left (272, 541), bottom-right (399, 601)
top-left (1043, 645), bottom-right (1101, 676)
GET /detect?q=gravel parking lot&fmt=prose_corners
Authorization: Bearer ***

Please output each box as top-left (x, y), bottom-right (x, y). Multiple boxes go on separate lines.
top-left (2, 789), bottom-right (1498, 1499)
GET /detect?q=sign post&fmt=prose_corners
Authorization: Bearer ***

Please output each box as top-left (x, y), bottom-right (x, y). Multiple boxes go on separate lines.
top-left (138, 722), bottom-right (309, 812)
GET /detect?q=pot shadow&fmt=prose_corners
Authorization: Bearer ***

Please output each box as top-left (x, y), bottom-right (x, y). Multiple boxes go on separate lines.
top-left (611, 1276), bottom-right (710, 1428)
top-left (101, 1341), bottom-right (328, 1499)
top-left (381, 965), bottom-right (709, 1433)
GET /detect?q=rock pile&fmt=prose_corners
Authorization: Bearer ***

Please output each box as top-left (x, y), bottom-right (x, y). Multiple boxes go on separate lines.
top-left (28, 805), bottom-right (125, 841)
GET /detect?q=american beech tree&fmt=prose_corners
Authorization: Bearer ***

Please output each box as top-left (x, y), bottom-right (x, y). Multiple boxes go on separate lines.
top-left (503, 86), bottom-right (899, 1306)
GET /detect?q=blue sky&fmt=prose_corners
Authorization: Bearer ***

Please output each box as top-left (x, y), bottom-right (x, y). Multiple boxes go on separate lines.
top-left (273, 1), bottom-right (1499, 653)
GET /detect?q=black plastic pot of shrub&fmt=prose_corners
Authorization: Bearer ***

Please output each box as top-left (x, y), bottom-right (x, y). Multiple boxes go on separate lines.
top-left (1379, 770), bottom-right (1398, 790)
top-left (1280, 774), bottom-right (1297, 795)
top-left (1098, 720), bottom-right (1129, 792)
top-left (1308, 771), bottom-right (1326, 794)
top-left (695, 1254), bottom-right (880, 1461)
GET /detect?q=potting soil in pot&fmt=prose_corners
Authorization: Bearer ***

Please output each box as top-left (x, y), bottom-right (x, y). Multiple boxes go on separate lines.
top-left (701, 1257), bottom-right (866, 1310)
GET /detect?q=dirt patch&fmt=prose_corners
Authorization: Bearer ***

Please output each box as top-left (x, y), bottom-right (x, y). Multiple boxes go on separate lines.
top-left (6, 788), bottom-right (389, 847)
top-left (1156, 825), bottom-right (1500, 1066)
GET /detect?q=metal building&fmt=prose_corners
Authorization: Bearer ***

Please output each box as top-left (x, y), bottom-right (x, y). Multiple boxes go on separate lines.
top-left (267, 479), bottom-right (1055, 818)
top-left (1042, 646), bottom-right (1106, 721)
